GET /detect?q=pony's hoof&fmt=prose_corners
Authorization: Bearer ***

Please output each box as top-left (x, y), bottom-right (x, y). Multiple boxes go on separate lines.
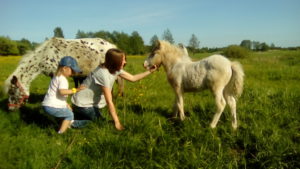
top-left (210, 123), bottom-right (216, 128)
top-left (232, 123), bottom-right (238, 130)
top-left (179, 116), bottom-right (185, 121)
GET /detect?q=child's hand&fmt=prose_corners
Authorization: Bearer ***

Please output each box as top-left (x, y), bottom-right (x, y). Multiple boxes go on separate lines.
top-left (115, 123), bottom-right (125, 131)
top-left (77, 85), bottom-right (86, 92)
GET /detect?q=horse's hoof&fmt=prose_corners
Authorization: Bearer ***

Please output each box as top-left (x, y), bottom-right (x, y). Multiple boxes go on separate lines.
top-left (232, 123), bottom-right (238, 129)
top-left (210, 123), bottom-right (216, 128)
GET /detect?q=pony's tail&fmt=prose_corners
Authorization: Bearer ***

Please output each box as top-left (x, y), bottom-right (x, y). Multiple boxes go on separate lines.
top-left (225, 61), bottom-right (244, 98)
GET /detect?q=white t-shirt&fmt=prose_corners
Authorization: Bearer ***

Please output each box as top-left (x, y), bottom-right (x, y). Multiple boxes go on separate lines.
top-left (71, 66), bottom-right (123, 108)
top-left (42, 75), bottom-right (69, 108)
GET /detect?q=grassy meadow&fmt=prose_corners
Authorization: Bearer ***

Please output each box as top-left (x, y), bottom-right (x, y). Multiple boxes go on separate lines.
top-left (0, 50), bottom-right (299, 169)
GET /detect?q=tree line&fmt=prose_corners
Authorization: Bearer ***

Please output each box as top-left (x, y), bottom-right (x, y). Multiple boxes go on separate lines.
top-left (0, 27), bottom-right (200, 56)
top-left (0, 27), bottom-right (298, 56)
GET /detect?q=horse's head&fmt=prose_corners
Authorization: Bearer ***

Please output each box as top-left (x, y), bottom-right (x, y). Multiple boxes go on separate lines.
top-left (7, 76), bottom-right (29, 111)
top-left (144, 40), bottom-right (164, 69)
top-left (144, 40), bottom-right (188, 70)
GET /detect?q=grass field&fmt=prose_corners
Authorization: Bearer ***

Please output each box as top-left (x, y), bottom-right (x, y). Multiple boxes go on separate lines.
top-left (0, 50), bottom-right (299, 169)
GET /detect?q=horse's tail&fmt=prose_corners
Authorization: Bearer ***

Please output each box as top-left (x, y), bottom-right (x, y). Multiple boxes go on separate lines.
top-left (225, 61), bottom-right (244, 98)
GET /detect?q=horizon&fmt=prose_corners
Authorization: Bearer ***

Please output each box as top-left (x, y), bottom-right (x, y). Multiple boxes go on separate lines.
top-left (1, 0), bottom-right (300, 48)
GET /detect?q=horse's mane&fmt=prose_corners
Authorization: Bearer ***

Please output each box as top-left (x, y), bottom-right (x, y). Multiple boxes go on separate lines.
top-left (19, 38), bottom-right (53, 65)
top-left (159, 40), bottom-right (191, 62)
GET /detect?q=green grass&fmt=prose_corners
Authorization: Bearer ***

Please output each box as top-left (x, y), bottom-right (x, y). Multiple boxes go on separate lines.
top-left (0, 50), bottom-right (299, 168)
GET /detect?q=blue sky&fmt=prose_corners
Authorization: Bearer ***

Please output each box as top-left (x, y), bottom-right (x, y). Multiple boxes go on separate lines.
top-left (1, 0), bottom-right (299, 47)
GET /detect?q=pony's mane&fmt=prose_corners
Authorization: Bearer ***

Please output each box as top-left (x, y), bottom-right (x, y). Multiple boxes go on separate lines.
top-left (159, 40), bottom-right (191, 61)
top-left (19, 38), bottom-right (52, 65)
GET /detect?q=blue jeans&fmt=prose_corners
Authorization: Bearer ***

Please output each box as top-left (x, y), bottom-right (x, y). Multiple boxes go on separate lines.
top-left (43, 106), bottom-right (74, 120)
top-left (43, 106), bottom-right (89, 128)
top-left (72, 105), bottom-right (104, 121)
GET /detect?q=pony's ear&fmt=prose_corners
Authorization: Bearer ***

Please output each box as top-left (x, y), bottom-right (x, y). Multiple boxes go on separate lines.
top-left (155, 40), bottom-right (161, 49)
top-left (178, 43), bottom-right (184, 49)
top-left (11, 76), bottom-right (18, 85)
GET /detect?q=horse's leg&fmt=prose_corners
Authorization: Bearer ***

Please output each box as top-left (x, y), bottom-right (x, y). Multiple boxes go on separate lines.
top-left (210, 86), bottom-right (226, 128)
top-left (172, 100), bottom-right (179, 118)
top-left (73, 77), bottom-right (79, 88)
top-left (116, 76), bottom-right (124, 97)
top-left (225, 94), bottom-right (237, 129)
top-left (173, 86), bottom-right (185, 120)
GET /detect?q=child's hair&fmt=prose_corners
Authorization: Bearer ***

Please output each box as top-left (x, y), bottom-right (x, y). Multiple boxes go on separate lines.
top-left (104, 48), bottom-right (126, 74)
top-left (55, 66), bottom-right (66, 76)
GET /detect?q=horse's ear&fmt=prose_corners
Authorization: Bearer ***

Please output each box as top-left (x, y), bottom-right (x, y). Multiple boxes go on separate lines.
top-left (11, 76), bottom-right (18, 85)
top-left (155, 40), bottom-right (161, 49)
top-left (178, 43), bottom-right (184, 49)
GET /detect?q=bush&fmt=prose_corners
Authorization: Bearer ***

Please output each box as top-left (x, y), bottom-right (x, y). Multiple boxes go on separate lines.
top-left (223, 45), bottom-right (249, 58)
top-left (0, 36), bottom-right (19, 56)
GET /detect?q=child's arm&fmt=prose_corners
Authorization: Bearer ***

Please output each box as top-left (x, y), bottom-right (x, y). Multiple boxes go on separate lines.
top-left (67, 103), bottom-right (72, 110)
top-left (119, 65), bottom-right (157, 82)
top-left (59, 85), bottom-right (86, 96)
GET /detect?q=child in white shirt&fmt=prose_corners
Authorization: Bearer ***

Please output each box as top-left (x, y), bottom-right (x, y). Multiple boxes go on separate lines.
top-left (42, 56), bottom-right (86, 133)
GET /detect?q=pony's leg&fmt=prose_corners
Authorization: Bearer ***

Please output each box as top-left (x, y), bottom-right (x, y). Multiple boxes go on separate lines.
top-left (116, 76), bottom-right (124, 97)
top-left (172, 100), bottom-right (179, 118)
top-left (210, 87), bottom-right (226, 128)
top-left (173, 86), bottom-right (185, 120)
top-left (225, 95), bottom-right (237, 129)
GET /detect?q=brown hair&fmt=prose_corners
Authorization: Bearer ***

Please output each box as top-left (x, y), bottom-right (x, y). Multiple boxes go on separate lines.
top-left (104, 48), bottom-right (126, 74)
top-left (55, 66), bottom-right (65, 76)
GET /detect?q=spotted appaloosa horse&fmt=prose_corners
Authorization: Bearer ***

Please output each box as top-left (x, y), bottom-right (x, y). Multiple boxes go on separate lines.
top-left (144, 40), bottom-right (244, 129)
top-left (4, 37), bottom-right (124, 111)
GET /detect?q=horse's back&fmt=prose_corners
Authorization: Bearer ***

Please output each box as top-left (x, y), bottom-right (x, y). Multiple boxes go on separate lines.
top-left (202, 55), bottom-right (232, 84)
top-left (205, 54), bottom-right (231, 67)
top-left (40, 38), bottom-right (115, 75)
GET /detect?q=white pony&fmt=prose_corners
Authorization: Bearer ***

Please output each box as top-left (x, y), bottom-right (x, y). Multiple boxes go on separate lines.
top-left (4, 37), bottom-right (123, 111)
top-left (144, 41), bottom-right (244, 129)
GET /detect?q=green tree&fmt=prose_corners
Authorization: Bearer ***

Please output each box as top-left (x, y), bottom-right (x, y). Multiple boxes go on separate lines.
top-left (270, 43), bottom-right (275, 49)
top-left (17, 38), bottom-right (32, 55)
top-left (259, 42), bottom-right (269, 51)
top-left (162, 29), bottom-right (174, 44)
top-left (150, 35), bottom-right (159, 46)
top-left (0, 36), bottom-right (19, 55)
top-left (240, 40), bottom-right (252, 50)
top-left (93, 31), bottom-right (113, 43)
top-left (53, 27), bottom-right (64, 38)
top-left (252, 41), bottom-right (260, 51)
top-left (130, 31), bottom-right (145, 55)
top-left (111, 31), bottom-right (131, 54)
top-left (188, 34), bottom-right (200, 55)
top-left (76, 30), bottom-right (89, 38)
